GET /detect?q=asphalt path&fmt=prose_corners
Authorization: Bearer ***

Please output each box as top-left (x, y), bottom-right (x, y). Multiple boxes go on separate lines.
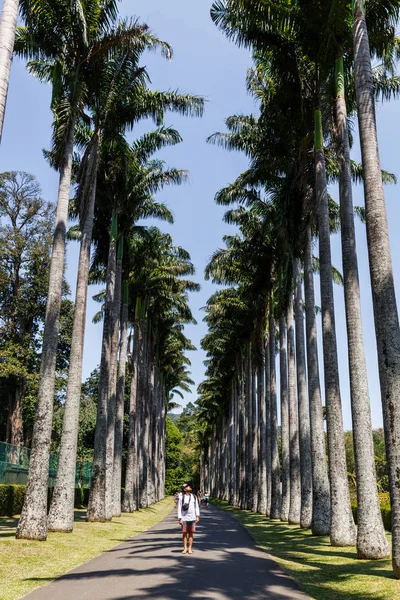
top-left (23, 503), bottom-right (309, 600)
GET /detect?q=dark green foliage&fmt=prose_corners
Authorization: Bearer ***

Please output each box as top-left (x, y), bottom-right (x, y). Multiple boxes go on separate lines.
top-left (351, 503), bottom-right (392, 532)
top-left (0, 484), bottom-right (126, 515)
top-left (11, 484), bottom-right (26, 515)
top-left (0, 485), bottom-right (11, 516)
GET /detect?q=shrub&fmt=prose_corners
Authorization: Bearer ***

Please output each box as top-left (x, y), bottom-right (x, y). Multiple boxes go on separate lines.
top-left (0, 485), bottom-right (11, 516)
top-left (11, 485), bottom-right (26, 515)
top-left (351, 502), bottom-right (391, 532)
top-left (74, 487), bottom-right (84, 508)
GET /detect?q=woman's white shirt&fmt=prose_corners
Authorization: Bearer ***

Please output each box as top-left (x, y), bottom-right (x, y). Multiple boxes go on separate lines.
top-left (178, 493), bottom-right (200, 521)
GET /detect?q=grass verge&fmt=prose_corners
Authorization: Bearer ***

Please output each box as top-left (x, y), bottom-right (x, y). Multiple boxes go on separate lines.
top-left (0, 497), bottom-right (173, 600)
top-left (212, 499), bottom-right (399, 600)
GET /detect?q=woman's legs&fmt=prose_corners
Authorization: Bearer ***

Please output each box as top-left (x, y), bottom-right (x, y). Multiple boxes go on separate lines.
top-left (182, 531), bottom-right (188, 552)
top-left (188, 531), bottom-right (194, 553)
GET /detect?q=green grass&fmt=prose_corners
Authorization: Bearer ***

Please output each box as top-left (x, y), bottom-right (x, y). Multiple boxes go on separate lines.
top-left (0, 497), bottom-right (173, 600)
top-left (212, 499), bottom-right (400, 600)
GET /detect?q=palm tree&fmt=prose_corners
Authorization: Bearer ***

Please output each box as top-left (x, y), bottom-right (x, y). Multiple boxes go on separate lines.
top-left (16, 0), bottom-right (146, 541)
top-left (353, 0), bottom-right (400, 572)
top-left (279, 316), bottom-right (290, 522)
top-left (269, 313), bottom-right (281, 519)
top-left (0, 0), bottom-right (19, 141)
top-left (304, 224), bottom-right (330, 535)
top-left (293, 258), bottom-right (313, 528)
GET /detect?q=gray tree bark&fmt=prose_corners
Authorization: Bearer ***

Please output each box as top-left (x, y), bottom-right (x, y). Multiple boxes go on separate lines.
top-left (122, 324), bottom-right (139, 512)
top-left (48, 132), bottom-right (99, 532)
top-left (336, 61), bottom-right (389, 559)
top-left (251, 364), bottom-right (258, 511)
top-left (353, 3), bottom-right (400, 570)
top-left (0, 0), bottom-right (19, 142)
top-left (258, 355), bottom-right (267, 514)
top-left (16, 121), bottom-right (75, 540)
top-left (294, 259), bottom-right (313, 529)
top-left (280, 317), bottom-right (290, 522)
top-left (287, 299), bottom-right (301, 524)
top-left (304, 225), bottom-right (330, 536)
top-left (315, 128), bottom-right (356, 546)
top-left (112, 291), bottom-right (129, 517)
top-left (270, 316), bottom-right (281, 519)
top-left (87, 218), bottom-right (118, 522)
top-left (265, 333), bottom-right (272, 517)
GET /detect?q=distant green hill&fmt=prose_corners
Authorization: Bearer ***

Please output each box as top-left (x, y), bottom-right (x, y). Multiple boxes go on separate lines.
top-left (167, 412), bottom-right (180, 425)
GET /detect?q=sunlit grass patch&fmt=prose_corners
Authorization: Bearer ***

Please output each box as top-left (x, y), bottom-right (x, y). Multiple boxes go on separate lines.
top-left (212, 499), bottom-right (398, 600)
top-left (0, 497), bottom-right (173, 600)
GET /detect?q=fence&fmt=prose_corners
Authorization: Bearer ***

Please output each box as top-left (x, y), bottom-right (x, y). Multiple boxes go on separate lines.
top-left (0, 441), bottom-right (92, 488)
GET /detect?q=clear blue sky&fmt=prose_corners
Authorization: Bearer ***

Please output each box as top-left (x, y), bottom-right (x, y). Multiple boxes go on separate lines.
top-left (1, 0), bottom-right (399, 430)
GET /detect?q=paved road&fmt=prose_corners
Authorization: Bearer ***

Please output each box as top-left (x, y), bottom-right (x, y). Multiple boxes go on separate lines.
top-left (23, 504), bottom-right (309, 600)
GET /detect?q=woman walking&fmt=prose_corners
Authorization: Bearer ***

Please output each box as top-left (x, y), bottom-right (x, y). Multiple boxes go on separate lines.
top-left (178, 483), bottom-right (200, 554)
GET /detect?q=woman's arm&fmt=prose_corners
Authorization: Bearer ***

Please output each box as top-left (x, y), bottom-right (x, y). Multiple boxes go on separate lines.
top-left (178, 495), bottom-right (182, 520)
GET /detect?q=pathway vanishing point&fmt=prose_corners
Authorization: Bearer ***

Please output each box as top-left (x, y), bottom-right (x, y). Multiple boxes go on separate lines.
top-left (23, 504), bottom-right (309, 600)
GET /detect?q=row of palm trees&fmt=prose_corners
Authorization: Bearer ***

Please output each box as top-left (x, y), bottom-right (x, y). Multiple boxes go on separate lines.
top-left (0, 0), bottom-right (203, 541)
top-left (198, 0), bottom-right (400, 578)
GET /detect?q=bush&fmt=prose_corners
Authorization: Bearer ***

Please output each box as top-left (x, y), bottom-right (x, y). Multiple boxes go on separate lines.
top-left (11, 485), bottom-right (26, 515)
top-left (351, 502), bottom-right (391, 532)
top-left (74, 487), bottom-right (84, 508)
top-left (0, 485), bottom-right (125, 516)
top-left (0, 485), bottom-right (11, 516)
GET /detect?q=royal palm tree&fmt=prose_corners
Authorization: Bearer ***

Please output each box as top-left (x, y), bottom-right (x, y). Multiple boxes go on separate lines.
top-left (0, 0), bottom-right (19, 141)
top-left (15, 0), bottom-right (155, 541)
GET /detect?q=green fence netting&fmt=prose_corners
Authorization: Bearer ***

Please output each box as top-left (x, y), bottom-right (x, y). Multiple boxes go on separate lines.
top-left (0, 441), bottom-right (92, 488)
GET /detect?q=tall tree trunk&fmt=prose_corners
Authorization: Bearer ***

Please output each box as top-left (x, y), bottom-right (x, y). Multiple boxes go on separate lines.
top-left (245, 346), bottom-right (252, 510)
top-left (270, 315), bottom-right (281, 520)
top-left (48, 130), bottom-right (100, 533)
top-left (16, 120), bottom-right (75, 540)
top-left (265, 333), bottom-right (272, 517)
top-left (87, 214), bottom-right (118, 522)
top-left (251, 363), bottom-right (258, 511)
top-left (315, 108), bottom-right (356, 546)
top-left (139, 322), bottom-right (150, 508)
top-left (7, 383), bottom-right (24, 446)
top-left (336, 55), bottom-right (389, 559)
top-left (294, 259), bottom-right (313, 529)
top-left (0, 0), bottom-right (19, 142)
top-left (122, 323), bottom-right (139, 512)
top-left (112, 284), bottom-right (129, 517)
top-left (105, 240), bottom-right (122, 520)
top-left (287, 299), bottom-right (301, 525)
top-left (353, 5), bottom-right (400, 570)
top-left (239, 355), bottom-right (246, 509)
top-left (258, 353), bottom-right (267, 514)
top-left (304, 225), bottom-right (330, 535)
top-left (280, 317), bottom-right (290, 522)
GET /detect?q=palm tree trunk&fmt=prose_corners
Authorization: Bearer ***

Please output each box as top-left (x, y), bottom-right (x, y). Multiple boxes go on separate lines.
top-left (48, 130), bottom-right (100, 532)
top-left (270, 315), bottom-right (281, 520)
top-left (245, 345), bottom-right (252, 510)
top-left (265, 333), bottom-right (272, 517)
top-left (280, 317), bottom-right (290, 522)
top-left (112, 284), bottom-right (129, 517)
top-left (304, 224), bottom-right (330, 535)
top-left (87, 214), bottom-right (118, 522)
top-left (239, 354), bottom-right (246, 509)
top-left (105, 233), bottom-right (122, 520)
top-left (353, 5), bottom-right (400, 570)
top-left (294, 258), bottom-right (313, 529)
top-left (16, 119), bottom-right (75, 540)
top-left (122, 323), bottom-right (139, 512)
top-left (287, 298), bottom-right (301, 525)
top-left (251, 363), bottom-right (258, 511)
top-left (0, 0), bottom-right (19, 142)
top-left (315, 108), bottom-right (356, 546)
top-left (139, 322), bottom-right (150, 508)
top-left (336, 54), bottom-right (389, 558)
top-left (258, 353), bottom-right (267, 514)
